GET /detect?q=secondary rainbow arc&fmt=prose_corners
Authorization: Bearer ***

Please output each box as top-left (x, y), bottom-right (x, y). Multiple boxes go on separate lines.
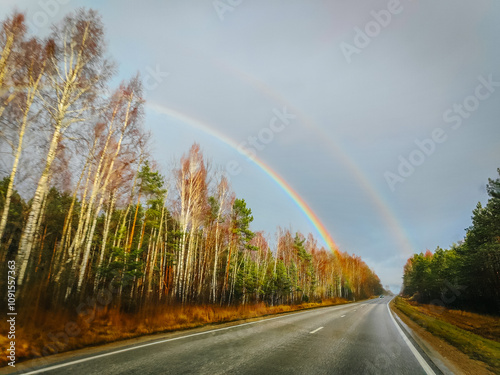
top-left (200, 56), bottom-right (415, 256)
top-left (159, 30), bottom-right (415, 256)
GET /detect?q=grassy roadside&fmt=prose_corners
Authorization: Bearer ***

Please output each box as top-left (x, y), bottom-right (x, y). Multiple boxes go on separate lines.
top-left (0, 297), bottom-right (351, 368)
top-left (391, 296), bottom-right (500, 373)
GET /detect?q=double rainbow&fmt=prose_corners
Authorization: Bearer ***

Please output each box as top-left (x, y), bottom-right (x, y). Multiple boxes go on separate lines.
top-left (150, 19), bottom-right (416, 257)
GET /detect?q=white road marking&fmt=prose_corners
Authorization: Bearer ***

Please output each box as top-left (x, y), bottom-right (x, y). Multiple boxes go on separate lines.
top-left (310, 327), bottom-right (324, 334)
top-left (22, 302), bottom-right (362, 374)
top-left (341, 315), bottom-right (346, 317)
top-left (387, 302), bottom-right (436, 375)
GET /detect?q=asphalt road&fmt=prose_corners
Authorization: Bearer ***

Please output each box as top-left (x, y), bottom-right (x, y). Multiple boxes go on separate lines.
top-left (15, 298), bottom-right (442, 375)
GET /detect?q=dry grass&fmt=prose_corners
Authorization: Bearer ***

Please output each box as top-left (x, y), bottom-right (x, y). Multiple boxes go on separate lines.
top-left (405, 300), bottom-right (500, 343)
top-left (0, 298), bottom-right (348, 368)
top-left (393, 297), bottom-right (500, 373)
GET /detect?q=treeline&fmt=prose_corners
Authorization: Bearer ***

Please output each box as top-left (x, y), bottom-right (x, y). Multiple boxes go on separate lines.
top-left (401, 169), bottom-right (500, 315)
top-left (0, 9), bottom-right (383, 312)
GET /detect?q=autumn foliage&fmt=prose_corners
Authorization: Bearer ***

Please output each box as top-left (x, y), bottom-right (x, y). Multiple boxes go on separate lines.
top-left (0, 8), bottom-right (384, 365)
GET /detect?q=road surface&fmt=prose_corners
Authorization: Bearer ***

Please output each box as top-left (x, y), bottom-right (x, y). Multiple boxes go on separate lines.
top-left (15, 298), bottom-right (442, 374)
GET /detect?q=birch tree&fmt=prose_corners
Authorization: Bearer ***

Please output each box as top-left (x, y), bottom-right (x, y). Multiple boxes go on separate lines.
top-left (75, 77), bottom-right (143, 293)
top-left (0, 38), bottom-right (51, 244)
top-left (0, 12), bottom-right (25, 119)
top-left (209, 175), bottom-right (230, 303)
top-left (16, 9), bottom-right (113, 285)
top-left (174, 143), bottom-right (208, 302)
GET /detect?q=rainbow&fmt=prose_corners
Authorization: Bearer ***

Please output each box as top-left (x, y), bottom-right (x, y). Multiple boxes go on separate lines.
top-left (156, 25), bottom-right (415, 256)
top-left (148, 103), bottom-right (338, 251)
top-left (186, 53), bottom-right (415, 256)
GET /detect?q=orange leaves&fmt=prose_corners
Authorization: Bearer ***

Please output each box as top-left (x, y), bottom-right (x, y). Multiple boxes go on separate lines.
top-left (273, 228), bottom-right (383, 300)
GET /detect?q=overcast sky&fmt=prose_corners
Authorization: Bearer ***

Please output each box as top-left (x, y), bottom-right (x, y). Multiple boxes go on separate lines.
top-left (3, 0), bottom-right (499, 293)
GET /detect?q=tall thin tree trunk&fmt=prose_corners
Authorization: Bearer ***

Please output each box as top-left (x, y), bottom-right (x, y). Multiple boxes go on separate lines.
top-left (0, 31), bottom-right (15, 89)
top-left (0, 60), bottom-right (44, 241)
top-left (76, 94), bottom-right (134, 292)
top-left (94, 191), bottom-right (116, 291)
top-left (17, 125), bottom-right (62, 285)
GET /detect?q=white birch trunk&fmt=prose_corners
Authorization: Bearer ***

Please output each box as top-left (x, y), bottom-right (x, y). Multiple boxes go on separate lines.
top-left (17, 124), bottom-right (62, 285)
top-left (76, 95), bottom-right (133, 292)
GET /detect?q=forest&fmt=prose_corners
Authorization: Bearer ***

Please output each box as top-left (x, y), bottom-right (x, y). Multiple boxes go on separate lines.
top-left (401, 169), bottom-right (500, 315)
top-left (0, 8), bottom-right (383, 317)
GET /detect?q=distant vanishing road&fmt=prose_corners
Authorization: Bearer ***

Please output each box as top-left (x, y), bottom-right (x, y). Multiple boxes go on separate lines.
top-left (15, 298), bottom-right (442, 375)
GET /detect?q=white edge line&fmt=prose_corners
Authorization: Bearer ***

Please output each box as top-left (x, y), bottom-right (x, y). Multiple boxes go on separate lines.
top-left (387, 301), bottom-right (436, 375)
top-left (310, 327), bottom-right (324, 334)
top-left (340, 314), bottom-right (346, 317)
top-left (23, 303), bottom-right (358, 374)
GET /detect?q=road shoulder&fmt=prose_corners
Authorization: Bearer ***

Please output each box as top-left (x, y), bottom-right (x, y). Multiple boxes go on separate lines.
top-left (390, 301), bottom-right (495, 375)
